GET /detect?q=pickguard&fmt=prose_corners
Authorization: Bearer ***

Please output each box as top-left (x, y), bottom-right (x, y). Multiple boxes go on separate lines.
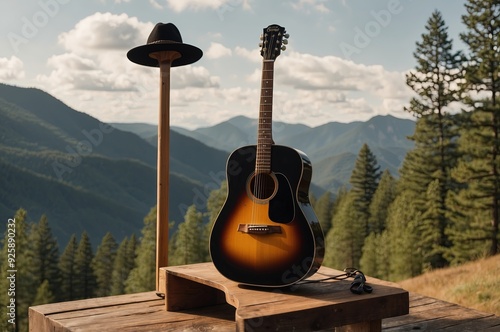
top-left (269, 173), bottom-right (295, 223)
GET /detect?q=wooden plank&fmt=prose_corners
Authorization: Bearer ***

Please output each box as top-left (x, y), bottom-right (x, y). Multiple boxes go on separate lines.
top-left (31, 292), bottom-right (158, 315)
top-left (383, 292), bottom-right (500, 331)
top-left (48, 299), bottom-right (163, 322)
top-left (59, 304), bottom-right (234, 332)
top-left (30, 296), bottom-right (236, 331)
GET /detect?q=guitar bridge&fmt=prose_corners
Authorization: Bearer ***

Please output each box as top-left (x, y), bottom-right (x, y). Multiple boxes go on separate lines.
top-left (238, 224), bottom-right (282, 235)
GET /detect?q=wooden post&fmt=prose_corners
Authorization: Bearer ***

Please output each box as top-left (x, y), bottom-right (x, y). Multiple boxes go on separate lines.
top-left (150, 51), bottom-right (181, 293)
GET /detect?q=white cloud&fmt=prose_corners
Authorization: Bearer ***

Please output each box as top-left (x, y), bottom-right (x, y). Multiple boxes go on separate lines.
top-left (206, 42), bottom-right (232, 59)
top-left (38, 52), bottom-right (141, 92)
top-left (172, 66), bottom-right (220, 89)
top-left (166, 0), bottom-right (251, 12)
top-left (149, 0), bottom-right (163, 9)
top-left (276, 52), bottom-right (412, 100)
top-left (58, 12), bottom-right (153, 53)
top-left (48, 53), bottom-right (97, 71)
top-left (291, 0), bottom-right (330, 13)
top-left (235, 46), bottom-right (261, 62)
top-left (167, 0), bottom-right (221, 12)
top-left (0, 56), bottom-right (25, 80)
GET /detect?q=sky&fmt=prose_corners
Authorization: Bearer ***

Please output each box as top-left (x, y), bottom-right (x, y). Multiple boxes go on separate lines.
top-left (0, 0), bottom-right (468, 130)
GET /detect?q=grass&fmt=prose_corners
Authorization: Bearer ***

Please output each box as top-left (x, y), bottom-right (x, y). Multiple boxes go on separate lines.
top-left (397, 254), bottom-right (500, 316)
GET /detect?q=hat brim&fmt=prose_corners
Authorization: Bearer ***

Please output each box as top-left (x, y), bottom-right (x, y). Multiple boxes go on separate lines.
top-left (127, 43), bottom-right (203, 67)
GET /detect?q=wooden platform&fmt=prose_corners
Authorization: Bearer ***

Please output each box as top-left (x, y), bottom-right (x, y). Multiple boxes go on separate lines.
top-left (29, 263), bottom-right (500, 331)
top-left (161, 263), bottom-right (408, 331)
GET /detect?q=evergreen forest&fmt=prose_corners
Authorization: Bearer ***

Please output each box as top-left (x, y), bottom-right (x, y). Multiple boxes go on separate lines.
top-left (1, 1), bottom-right (499, 331)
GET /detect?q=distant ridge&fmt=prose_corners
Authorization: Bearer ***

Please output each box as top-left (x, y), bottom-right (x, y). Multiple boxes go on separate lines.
top-left (126, 114), bottom-right (416, 193)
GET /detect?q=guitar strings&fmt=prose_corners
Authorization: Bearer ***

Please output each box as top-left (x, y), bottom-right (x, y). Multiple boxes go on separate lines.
top-left (252, 33), bottom-right (272, 226)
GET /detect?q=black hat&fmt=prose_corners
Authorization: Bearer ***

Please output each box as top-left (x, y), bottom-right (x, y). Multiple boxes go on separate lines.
top-left (127, 23), bottom-right (202, 67)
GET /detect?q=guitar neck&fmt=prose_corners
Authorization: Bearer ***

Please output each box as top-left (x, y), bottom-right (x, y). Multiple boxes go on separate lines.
top-left (256, 60), bottom-right (274, 174)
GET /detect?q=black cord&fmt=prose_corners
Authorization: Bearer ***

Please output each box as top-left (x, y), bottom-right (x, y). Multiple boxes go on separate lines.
top-left (297, 267), bottom-right (373, 294)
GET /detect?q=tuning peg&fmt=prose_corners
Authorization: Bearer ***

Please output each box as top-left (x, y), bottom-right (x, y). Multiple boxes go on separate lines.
top-left (284, 33), bottom-right (290, 38)
top-left (260, 34), bottom-right (263, 40)
top-left (259, 43), bottom-right (263, 47)
top-left (281, 45), bottom-right (286, 51)
top-left (282, 39), bottom-right (288, 45)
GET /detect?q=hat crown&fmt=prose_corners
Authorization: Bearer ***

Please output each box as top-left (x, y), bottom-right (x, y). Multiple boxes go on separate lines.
top-left (147, 23), bottom-right (183, 44)
top-left (127, 22), bottom-right (202, 67)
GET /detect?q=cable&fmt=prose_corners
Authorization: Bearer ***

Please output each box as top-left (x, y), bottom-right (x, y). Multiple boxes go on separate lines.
top-left (297, 267), bottom-right (373, 294)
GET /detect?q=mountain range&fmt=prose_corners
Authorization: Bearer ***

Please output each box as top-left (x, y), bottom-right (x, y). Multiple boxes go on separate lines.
top-left (0, 82), bottom-right (415, 246)
top-left (115, 113), bottom-right (415, 194)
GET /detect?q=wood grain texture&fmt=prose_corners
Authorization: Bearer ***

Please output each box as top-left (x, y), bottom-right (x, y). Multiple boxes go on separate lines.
top-left (149, 51), bottom-right (181, 293)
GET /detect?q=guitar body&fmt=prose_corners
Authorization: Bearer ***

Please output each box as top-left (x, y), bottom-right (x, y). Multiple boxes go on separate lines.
top-left (210, 145), bottom-right (325, 287)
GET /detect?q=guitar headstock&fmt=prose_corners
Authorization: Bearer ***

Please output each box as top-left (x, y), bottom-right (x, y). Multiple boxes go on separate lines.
top-left (259, 24), bottom-right (289, 61)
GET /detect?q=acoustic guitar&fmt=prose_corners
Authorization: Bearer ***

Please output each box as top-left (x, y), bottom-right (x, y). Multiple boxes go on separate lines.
top-left (209, 24), bottom-right (324, 287)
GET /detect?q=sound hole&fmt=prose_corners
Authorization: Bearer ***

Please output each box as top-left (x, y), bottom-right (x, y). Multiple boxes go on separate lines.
top-left (249, 172), bottom-right (277, 200)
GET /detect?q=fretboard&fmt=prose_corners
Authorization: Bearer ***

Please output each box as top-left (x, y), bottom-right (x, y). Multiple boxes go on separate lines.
top-left (255, 60), bottom-right (274, 174)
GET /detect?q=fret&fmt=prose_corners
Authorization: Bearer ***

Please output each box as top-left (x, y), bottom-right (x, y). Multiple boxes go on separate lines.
top-left (255, 59), bottom-right (274, 174)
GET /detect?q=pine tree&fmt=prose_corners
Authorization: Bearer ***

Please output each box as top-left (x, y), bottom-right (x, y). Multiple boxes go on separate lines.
top-left (403, 10), bottom-right (464, 268)
top-left (448, 108), bottom-right (500, 262)
top-left (314, 191), bottom-right (334, 234)
top-left (74, 232), bottom-right (96, 299)
top-left (449, 0), bottom-right (500, 259)
top-left (360, 170), bottom-right (396, 277)
top-left (206, 180), bottom-right (227, 226)
top-left (111, 236), bottom-right (137, 295)
top-left (170, 205), bottom-right (206, 266)
top-left (367, 170), bottom-right (396, 234)
top-left (406, 10), bottom-right (464, 117)
top-left (30, 215), bottom-right (60, 301)
top-left (460, 0), bottom-right (500, 98)
top-left (331, 186), bottom-right (348, 225)
top-left (359, 232), bottom-right (391, 279)
top-left (384, 191), bottom-right (424, 280)
top-left (126, 233), bottom-right (138, 266)
top-left (125, 207), bottom-right (156, 293)
top-left (323, 193), bottom-right (366, 269)
top-left (59, 234), bottom-right (78, 301)
top-left (349, 143), bottom-right (381, 235)
top-left (32, 280), bottom-right (56, 306)
top-left (204, 181), bottom-right (228, 261)
top-left (92, 232), bottom-right (118, 297)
